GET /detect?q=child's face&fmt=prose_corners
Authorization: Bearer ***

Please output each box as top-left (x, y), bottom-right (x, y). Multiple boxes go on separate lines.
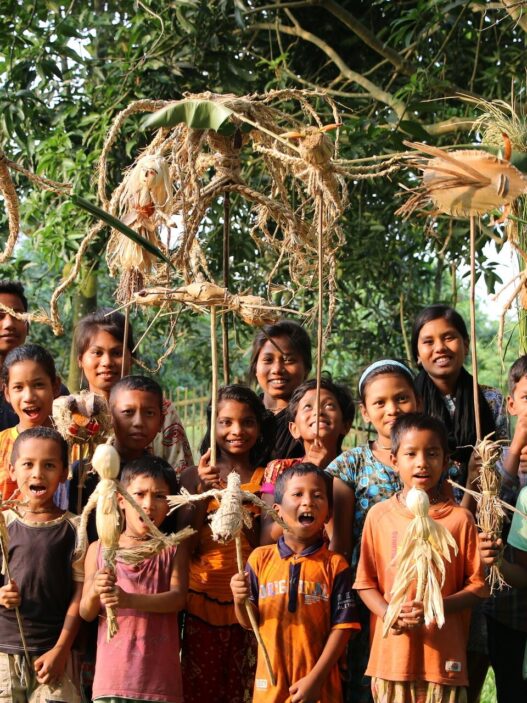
top-left (391, 428), bottom-right (447, 494)
top-left (290, 388), bottom-right (348, 446)
top-left (79, 329), bottom-right (132, 396)
top-left (216, 399), bottom-right (259, 459)
top-left (0, 293), bottom-right (27, 356)
top-left (4, 360), bottom-right (59, 430)
top-left (274, 472), bottom-right (329, 541)
top-left (111, 389), bottom-right (163, 456)
top-left (10, 437), bottom-right (67, 508)
top-left (416, 317), bottom-right (468, 385)
top-left (119, 474), bottom-right (170, 537)
top-left (360, 374), bottom-right (418, 443)
top-left (255, 336), bottom-right (307, 402)
top-left (508, 376), bottom-right (527, 417)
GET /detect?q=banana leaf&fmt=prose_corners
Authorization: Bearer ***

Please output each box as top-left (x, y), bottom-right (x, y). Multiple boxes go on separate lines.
top-left (142, 99), bottom-right (243, 135)
top-left (72, 195), bottom-right (175, 271)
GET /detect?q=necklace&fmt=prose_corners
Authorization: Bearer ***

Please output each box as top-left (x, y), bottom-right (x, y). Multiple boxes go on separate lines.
top-left (123, 532), bottom-right (150, 542)
top-left (20, 507), bottom-right (57, 515)
top-left (374, 440), bottom-right (391, 451)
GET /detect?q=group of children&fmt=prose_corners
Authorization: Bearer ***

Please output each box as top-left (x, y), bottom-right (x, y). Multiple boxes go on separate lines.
top-left (0, 279), bottom-right (526, 703)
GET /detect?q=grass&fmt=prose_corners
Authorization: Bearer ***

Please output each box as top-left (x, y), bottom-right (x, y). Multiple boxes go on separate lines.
top-left (481, 669), bottom-right (497, 703)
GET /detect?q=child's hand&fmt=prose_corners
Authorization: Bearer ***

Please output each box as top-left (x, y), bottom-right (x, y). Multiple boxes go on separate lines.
top-left (34, 644), bottom-right (68, 685)
top-left (92, 568), bottom-right (116, 597)
top-left (467, 451), bottom-right (482, 487)
top-left (305, 438), bottom-right (331, 469)
top-left (511, 415), bottom-right (527, 456)
top-left (230, 571), bottom-right (250, 605)
top-left (100, 584), bottom-right (129, 609)
top-left (0, 580), bottom-right (20, 609)
top-left (478, 532), bottom-right (503, 566)
top-left (519, 445), bottom-right (527, 479)
top-left (399, 600), bottom-right (425, 628)
top-left (289, 672), bottom-right (321, 703)
top-left (198, 449), bottom-right (221, 489)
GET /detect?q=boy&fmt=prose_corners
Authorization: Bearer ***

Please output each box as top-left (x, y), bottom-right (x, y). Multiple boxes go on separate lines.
top-left (231, 463), bottom-right (360, 703)
top-left (355, 413), bottom-right (487, 700)
top-left (69, 375), bottom-right (164, 514)
top-left (479, 355), bottom-right (527, 702)
top-left (80, 455), bottom-right (188, 703)
top-left (0, 426), bottom-right (82, 702)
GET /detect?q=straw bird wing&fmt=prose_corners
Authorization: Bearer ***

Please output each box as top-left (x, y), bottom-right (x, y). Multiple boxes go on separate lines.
top-left (404, 141), bottom-right (490, 184)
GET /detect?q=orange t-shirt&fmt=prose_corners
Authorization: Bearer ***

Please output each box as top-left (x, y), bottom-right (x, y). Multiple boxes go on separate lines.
top-left (0, 427), bottom-right (18, 499)
top-left (354, 495), bottom-right (488, 687)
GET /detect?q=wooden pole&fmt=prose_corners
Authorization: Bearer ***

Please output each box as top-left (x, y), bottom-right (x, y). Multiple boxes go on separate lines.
top-left (235, 534), bottom-right (276, 686)
top-left (121, 305), bottom-right (130, 379)
top-left (222, 193), bottom-right (231, 385)
top-left (470, 215), bottom-right (482, 442)
top-left (210, 306), bottom-right (218, 465)
top-left (315, 196), bottom-right (324, 441)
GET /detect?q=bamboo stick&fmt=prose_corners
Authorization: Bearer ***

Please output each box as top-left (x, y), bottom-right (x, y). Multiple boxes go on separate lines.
top-left (210, 306), bottom-right (218, 466)
top-left (470, 215), bottom-right (482, 441)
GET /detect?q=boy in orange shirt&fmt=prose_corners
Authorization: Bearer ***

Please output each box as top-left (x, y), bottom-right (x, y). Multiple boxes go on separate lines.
top-left (231, 463), bottom-right (359, 703)
top-left (354, 413), bottom-right (488, 702)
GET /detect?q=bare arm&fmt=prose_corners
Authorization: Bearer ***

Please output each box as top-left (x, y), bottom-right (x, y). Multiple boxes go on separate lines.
top-left (79, 541), bottom-right (101, 622)
top-left (329, 478), bottom-right (354, 562)
top-left (34, 580), bottom-right (83, 685)
top-left (479, 534), bottom-right (527, 589)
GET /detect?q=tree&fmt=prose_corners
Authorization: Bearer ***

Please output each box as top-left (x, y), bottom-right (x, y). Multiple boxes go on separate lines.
top-left (0, 0), bottom-right (524, 390)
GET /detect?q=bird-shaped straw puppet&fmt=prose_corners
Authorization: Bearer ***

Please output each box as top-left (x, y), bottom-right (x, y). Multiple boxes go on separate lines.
top-left (107, 154), bottom-right (172, 302)
top-left (168, 471), bottom-right (288, 686)
top-left (383, 487), bottom-right (458, 637)
top-left (77, 444), bottom-right (194, 640)
top-left (397, 137), bottom-right (527, 219)
top-left (129, 281), bottom-right (289, 327)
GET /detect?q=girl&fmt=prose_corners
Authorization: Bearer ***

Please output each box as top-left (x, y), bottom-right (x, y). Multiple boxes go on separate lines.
top-left (75, 309), bottom-right (193, 473)
top-left (179, 384), bottom-right (275, 703)
top-left (249, 319), bottom-right (311, 459)
top-left (326, 359), bottom-right (419, 703)
top-left (354, 412), bottom-right (487, 703)
top-left (0, 344), bottom-right (61, 499)
top-left (412, 304), bottom-right (507, 502)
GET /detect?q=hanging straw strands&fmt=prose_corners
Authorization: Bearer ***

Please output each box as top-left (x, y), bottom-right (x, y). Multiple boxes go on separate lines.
top-left (383, 488), bottom-right (458, 637)
top-left (448, 435), bottom-right (511, 592)
top-left (168, 471), bottom-right (288, 686)
top-left (77, 445), bottom-right (194, 640)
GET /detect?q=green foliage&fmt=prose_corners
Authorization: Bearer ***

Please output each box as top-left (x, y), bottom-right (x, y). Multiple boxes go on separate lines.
top-left (0, 0), bottom-right (524, 399)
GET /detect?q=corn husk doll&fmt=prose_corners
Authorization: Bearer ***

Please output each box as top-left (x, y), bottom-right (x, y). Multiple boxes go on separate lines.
top-left (383, 487), bottom-right (458, 636)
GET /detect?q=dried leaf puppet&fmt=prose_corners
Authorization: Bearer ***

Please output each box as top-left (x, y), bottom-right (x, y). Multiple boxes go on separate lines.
top-left (107, 154), bottom-right (172, 303)
top-left (169, 471), bottom-right (288, 686)
top-left (383, 488), bottom-right (458, 637)
top-left (53, 392), bottom-right (113, 513)
top-left (78, 444), bottom-right (194, 640)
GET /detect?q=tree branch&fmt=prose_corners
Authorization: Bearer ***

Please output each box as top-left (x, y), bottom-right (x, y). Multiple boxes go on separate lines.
top-left (251, 21), bottom-right (407, 118)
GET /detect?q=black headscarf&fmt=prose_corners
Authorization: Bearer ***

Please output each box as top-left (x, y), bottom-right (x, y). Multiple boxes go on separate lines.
top-left (415, 366), bottom-right (496, 470)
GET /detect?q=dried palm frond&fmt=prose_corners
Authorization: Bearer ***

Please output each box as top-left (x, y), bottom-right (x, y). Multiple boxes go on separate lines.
top-left (383, 488), bottom-right (458, 637)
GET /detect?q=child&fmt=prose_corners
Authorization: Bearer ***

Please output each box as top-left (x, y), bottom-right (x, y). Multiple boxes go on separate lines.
top-left (260, 377), bottom-right (354, 543)
top-left (354, 413), bottom-right (488, 702)
top-left (68, 375), bottom-right (165, 512)
top-left (0, 344), bottom-right (61, 499)
top-left (80, 455), bottom-right (187, 703)
top-left (249, 320), bottom-right (311, 459)
top-left (75, 309), bottom-right (193, 472)
top-left (179, 384), bottom-right (275, 703)
top-left (230, 463), bottom-right (360, 703)
top-left (0, 281), bottom-right (29, 431)
top-left (479, 354), bottom-right (527, 702)
top-left (0, 426), bottom-right (83, 702)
